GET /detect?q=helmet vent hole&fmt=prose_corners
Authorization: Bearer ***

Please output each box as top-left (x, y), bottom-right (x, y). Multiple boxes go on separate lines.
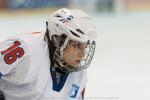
top-left (70, 30), bottom-right (80, 37)
top-left (76, 29), bottom-right (84, 34)
top-left (67, 18), bottom-right (71, 21)
top-left (55, 15), bottom-right (61, 18)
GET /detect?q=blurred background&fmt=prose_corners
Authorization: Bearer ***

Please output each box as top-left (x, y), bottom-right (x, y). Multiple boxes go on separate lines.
top-left (0, 0), bottom-right (150, 100)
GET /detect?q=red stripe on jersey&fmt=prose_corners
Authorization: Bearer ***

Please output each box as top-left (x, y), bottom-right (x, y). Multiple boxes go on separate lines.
top-left (82, 87), bottom-right (85, 100)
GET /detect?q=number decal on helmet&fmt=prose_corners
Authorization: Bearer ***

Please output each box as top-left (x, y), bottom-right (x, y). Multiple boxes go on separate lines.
top-left (1, 41), bottom-right (25, 65)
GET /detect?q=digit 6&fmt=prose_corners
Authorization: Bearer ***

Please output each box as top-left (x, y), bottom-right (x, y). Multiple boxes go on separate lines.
top-left (4, 47), bottom-right (25, 65)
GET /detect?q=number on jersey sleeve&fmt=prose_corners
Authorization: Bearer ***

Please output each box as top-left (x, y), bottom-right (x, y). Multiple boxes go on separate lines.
top-left (1, 41), bottom-right (25, 65)
top-left (0, 39), bottom-right (27, 76)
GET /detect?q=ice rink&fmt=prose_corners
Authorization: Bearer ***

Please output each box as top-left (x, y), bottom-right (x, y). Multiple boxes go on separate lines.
top-left (0, 12), bottom-right (150, 100)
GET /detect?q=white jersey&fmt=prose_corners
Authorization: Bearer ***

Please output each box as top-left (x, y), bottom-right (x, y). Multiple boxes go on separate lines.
top-left (0, 32), bottom-right (87, 100)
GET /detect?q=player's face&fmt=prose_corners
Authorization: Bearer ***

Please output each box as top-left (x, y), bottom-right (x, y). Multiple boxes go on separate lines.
top-left (63, 40), bottom-right (86, 67)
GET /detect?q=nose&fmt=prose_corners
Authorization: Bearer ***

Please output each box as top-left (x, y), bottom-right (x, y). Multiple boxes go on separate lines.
top-left (78, 49), bottom-right (85, 58)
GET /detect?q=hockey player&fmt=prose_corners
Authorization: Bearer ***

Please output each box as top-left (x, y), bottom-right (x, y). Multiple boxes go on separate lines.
top-left (0, 8), bottom-right (96, 100)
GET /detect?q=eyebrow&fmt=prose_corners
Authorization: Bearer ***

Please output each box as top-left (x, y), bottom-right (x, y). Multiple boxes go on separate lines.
top-left (69, 40), bottom-right (87, 46)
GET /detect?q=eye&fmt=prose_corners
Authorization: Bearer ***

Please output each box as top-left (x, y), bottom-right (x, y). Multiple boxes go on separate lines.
top-left (72, 43), bottom-right (79, 48)
top-left (76, 43), bottom-right (81, 48)
top-left (75, 43), bottom-right (86, 50)
top-left (71, 42), bottom-right (80, 48)
top-left (70, 41), bottom-right (86, 49)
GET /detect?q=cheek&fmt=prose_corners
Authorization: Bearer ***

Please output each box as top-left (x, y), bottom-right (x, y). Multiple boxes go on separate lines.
top-left (63, 48), bottom-right (77, 59)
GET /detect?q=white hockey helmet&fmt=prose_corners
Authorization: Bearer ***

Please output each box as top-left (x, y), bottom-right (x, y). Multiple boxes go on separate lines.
top-left (46, 8), bottom-right (96, 72)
